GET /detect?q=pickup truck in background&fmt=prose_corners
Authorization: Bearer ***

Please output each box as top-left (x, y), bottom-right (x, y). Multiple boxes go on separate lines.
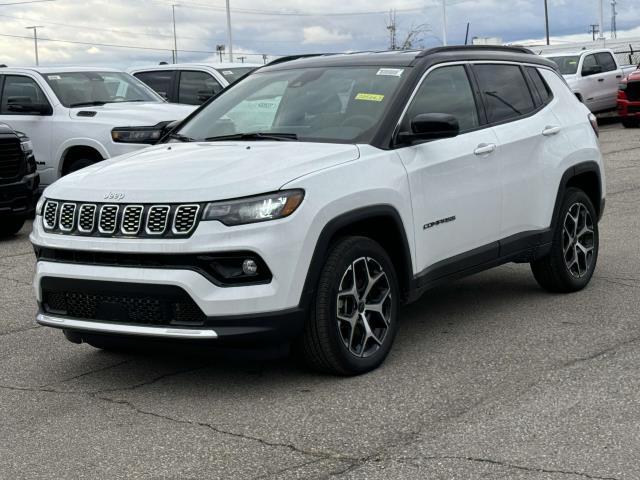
top-left (544, 49), bottom-right (636, 113)
top-left (618, 67), bottom-right (640, 128)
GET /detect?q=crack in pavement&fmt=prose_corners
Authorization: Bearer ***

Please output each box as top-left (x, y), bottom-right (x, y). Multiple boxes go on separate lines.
top-left (391, 456), bottom-right (620, 480)
top-left (40, 359), bottom-right (132, 388)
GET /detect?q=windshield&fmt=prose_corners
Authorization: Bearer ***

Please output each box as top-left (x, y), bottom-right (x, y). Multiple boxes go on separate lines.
top-left (215, 67), bottom-right (258, 84)
top-left (177, 66), bottom-right (406, 144)
top-left (43, 71), bottom-right (162, 107)
top-left (547, 56), bottom-right (580, 75)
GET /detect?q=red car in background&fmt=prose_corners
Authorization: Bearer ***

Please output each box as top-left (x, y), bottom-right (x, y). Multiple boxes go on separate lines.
top-left (618, 68), bottom-right (640, 128)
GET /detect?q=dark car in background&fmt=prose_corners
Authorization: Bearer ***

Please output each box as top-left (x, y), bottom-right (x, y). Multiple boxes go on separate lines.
top-left (618, 68), bottom-right (640, 128)
top-left (0, 123), bottom-right (39, 237)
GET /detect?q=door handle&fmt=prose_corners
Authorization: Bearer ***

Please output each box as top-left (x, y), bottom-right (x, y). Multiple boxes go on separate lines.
top-left (542, 125), bottom-right (561, 136)
top-left (474, 143), bottom-right (496, 156)
top-left (597, 78), bottom-right (605, 82)
top-left (616, 75), bottom-right (622, 79)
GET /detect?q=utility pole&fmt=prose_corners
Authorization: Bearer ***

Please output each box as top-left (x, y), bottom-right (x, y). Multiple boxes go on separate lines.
top-left (386, 10), bottom-right (397, 50)
top-left (464, 22), bottom-right (470, 45)
top-left (262, 53), bottom-right (268, 64)
top-left (598, 0), bottom-right (605, 40)
top-left (237, 56), bottom-right (246, 63)
top-left (589, 24), bottom-right (599, 41)
top-left (544, 0), bottom-right (550, 45)
top-left (25, 26), bottom-right (42, 66)
top-left (611, 0), bottom-right (618, 39)
top-left (172, 4), bottom-right (178, 63)
top-left (225, 0), bottom-right (233, 62)
top-left (441, 0), bottom-right (447, 46)
top-left (216, 44), bottom-right (225, 63)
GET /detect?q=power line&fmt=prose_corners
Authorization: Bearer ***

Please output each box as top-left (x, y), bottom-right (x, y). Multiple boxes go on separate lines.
top-left (0, 0), bottom-right (54, 5)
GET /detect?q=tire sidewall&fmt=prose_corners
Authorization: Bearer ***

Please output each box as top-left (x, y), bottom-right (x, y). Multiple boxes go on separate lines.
top-left (316, 237), bottom-right (400, 374)
top-left (552, 188), bottom-right (599, 290)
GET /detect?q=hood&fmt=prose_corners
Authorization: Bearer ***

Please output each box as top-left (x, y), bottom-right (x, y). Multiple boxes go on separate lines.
top-left (44, 141), bottom-right (360, 203)
top-left (626, 70), bottom-right (640, 82)
top-left (69, 102), bottom-right (196, 125)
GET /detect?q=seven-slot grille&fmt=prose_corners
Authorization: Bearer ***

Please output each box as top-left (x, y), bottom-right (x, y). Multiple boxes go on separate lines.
top-left (0, 137), bottom-right (23, 180)
top-left (42, 200), bottom-right (201, 238)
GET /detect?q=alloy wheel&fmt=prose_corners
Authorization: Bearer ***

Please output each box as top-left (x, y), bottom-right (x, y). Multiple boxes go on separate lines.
top-left (336, 257), bottom-right (392, 358)
top-left (562, 202), bottom-right (595, 278)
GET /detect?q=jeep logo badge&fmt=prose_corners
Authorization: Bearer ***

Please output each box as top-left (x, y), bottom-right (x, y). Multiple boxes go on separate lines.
top-left (104, 192), bottom-right (125, 200)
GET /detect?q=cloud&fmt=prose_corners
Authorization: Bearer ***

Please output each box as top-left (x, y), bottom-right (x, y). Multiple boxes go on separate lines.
top-left (86, 46), bottom-right (100, 54)
top-left (302, 26), bottom-right (352, 45)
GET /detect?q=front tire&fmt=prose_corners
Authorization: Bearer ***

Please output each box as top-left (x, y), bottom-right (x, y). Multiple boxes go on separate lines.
top-left (0, 217), bottom-right (25, 238)
top-left (531, 188), bottom-right (599, 293)
top-left (298, 236), bottom-right (399, 375)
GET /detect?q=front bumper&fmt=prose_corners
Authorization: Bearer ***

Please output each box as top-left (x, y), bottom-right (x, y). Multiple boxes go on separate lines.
top-left (0, 172), bottom-right (39, 218)
top-left (617, 99), bottom-right (640, 117)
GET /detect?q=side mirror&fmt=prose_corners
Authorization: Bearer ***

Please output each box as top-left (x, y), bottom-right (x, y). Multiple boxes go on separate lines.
top-left (582, 65), bottom-right (603, 76)
top-left (399, 113), bottom-right (460, 143)
top-left (7, 102), bottom-right (52, 115)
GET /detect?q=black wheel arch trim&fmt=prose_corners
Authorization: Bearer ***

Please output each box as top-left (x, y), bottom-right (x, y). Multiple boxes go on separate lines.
top-left (551, 161), bottom-right (604, 227)
top-left (298, 205), bottom-right (414, 310)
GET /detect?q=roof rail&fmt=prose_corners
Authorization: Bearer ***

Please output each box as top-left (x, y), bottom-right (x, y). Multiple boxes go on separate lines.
top-left (415, 45), bottom-right (535, 58)
top-left (265, 53), bottom-right (334, 67)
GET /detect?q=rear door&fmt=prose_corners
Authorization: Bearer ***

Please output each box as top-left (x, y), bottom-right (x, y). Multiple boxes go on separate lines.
top-left (472, 63), bottom-right (564, 242)
top-left (0, 74), bottom-right (55, 185)
top-left (595, 52), bottom-right (621, 110)
top-left (395, 64), bottom-right (502, 275)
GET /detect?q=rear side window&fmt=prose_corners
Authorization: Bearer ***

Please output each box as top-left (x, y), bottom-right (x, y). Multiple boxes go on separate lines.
top-left (525, 67), bottom-right (553, 106)
top-left (473, 64), bottom-right (535, 124)
top-left (134, 70), bottom-right (173, 100)
top-left (596, 52), bottom-right (617, 72)
top-left (178, 71), bottom-right (223, 105)
top-left (402, 65), bottom-right (479, 132)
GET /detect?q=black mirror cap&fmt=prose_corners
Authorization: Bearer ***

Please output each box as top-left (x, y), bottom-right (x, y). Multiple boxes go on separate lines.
top-left (399, 113), bottom-right (460, 143)
top-left (7, 103), bottom-right (52, 115)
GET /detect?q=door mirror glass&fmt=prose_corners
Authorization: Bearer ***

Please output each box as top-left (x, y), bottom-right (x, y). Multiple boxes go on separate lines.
top-left (582, 64), bottom-right (603, 76)
top-left (401, 113), bottom-right (459, 142)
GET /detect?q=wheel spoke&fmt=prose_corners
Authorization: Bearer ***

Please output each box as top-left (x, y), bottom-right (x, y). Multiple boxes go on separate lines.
top-left (562, 202), bottom-right (596, 279)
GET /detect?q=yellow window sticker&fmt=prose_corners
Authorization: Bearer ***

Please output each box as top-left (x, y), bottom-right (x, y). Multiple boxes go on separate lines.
top-left (355, 93), bottom-right (385, 102)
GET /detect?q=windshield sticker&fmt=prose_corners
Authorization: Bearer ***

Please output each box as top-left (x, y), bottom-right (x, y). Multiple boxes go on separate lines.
top-left (376, 68), bottom-right (404, 77)
top-left (47, 75), bottom-right (61, 80)
top-left (355, 93), bottom-right (385, 102)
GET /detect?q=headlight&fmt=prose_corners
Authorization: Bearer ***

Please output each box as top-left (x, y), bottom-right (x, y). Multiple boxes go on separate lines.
top-left (20, 139), bottom-right (34, 154)
top-left (35, 195), bottom-right (46, 216)
top-left (202, 190), bottom-right (304, 226)
top-left (111, 123), bottom-right (171, 144)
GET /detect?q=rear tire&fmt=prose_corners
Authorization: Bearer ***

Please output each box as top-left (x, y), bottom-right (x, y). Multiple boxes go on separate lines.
top-left (622, 118), bottom-right (639, 128)
top-left (0, 217), bottom-right (25, 238)
top-left (297, 236), bottom-right (400, 375)
top-left (531, 188), bottom-right (599, 293)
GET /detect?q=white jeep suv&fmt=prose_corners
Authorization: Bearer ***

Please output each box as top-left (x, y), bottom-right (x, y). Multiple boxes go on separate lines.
top-left (0, 67), bottom-right (196, 188)
top-left (31, 47), bottom-right (605, 375)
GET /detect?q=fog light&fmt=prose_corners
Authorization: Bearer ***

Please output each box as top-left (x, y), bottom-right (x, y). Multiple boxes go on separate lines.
top-left (242, 259), bottom-right (258, 276)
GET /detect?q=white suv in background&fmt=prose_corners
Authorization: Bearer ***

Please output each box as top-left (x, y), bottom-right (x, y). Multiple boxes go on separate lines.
top-left (32, 47), bottom-right (605, 375)
top-left (128, 63), bottom-right (261, 105)
top-left (0, 67), bottom-right (196, 188)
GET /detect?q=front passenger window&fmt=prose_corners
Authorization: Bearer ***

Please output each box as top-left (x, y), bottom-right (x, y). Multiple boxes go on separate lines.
top-left (1, 75), bottom-right (50, 114)
top-left (402, 65), bottom-right (479, 133)
top-left (178, 71), bottom-right (223, 105)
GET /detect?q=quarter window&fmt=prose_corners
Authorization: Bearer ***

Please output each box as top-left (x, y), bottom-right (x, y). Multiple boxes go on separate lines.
top-left (402, 65), bottom-right (479, 133)
top-left (473, 64), bottom-right (535, 124)
top-left (525, 67), bottom-right (553, 106)
top-left (0, 75), bottom-right (50, 114)
top-left (134, 70), bottom-right (173, 100)
top-left (178, 71), bottom-right (223, 105)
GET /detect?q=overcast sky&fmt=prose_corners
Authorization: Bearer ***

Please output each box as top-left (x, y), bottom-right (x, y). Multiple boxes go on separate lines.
top-left (0, 0), bottom-right (639, 68)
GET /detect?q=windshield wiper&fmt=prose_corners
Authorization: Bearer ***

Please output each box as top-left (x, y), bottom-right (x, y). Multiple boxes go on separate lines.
top-left (69, 101), bottom-right (107, 108)
top-left (203, 132), bottom-right (298, 142)
top-left (167, 132), bottom-right (194, 142)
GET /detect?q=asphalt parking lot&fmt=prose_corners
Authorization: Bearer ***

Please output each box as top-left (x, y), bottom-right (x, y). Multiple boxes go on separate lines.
top-left (1, 122), bottom-right (639, 480)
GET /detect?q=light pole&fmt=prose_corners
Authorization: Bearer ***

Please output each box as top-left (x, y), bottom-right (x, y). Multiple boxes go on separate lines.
top-left (544, 0), bottom-right (550, 45)
top-left (172, 4), bottom-right (178, 63)
top-left (441, 0), bottom-right (447, 46)
top-left (25, 25), bottom-right (42, 66)
top-left (225, 0), bottom-right (233, 62)
top-left (598, 0), bottom-right (605, 40)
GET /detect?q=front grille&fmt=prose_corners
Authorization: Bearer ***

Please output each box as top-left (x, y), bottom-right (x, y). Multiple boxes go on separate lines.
top-left (42, 279), bottom-right (206, 327)
top-left (626, 81), bottom-right (640, 102)
top-left (59, 203), bottom-right (77, 231)
top-left (121, 205), bottom-right (144, 234)
top-left (628, 105), bottom-right (640, 113)
top-left (42, 200), bottom-right (202, 238)
top-left (0, 138), bottom-right (23, 180)
top-left (174, 205), bottom-right (200, 234)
